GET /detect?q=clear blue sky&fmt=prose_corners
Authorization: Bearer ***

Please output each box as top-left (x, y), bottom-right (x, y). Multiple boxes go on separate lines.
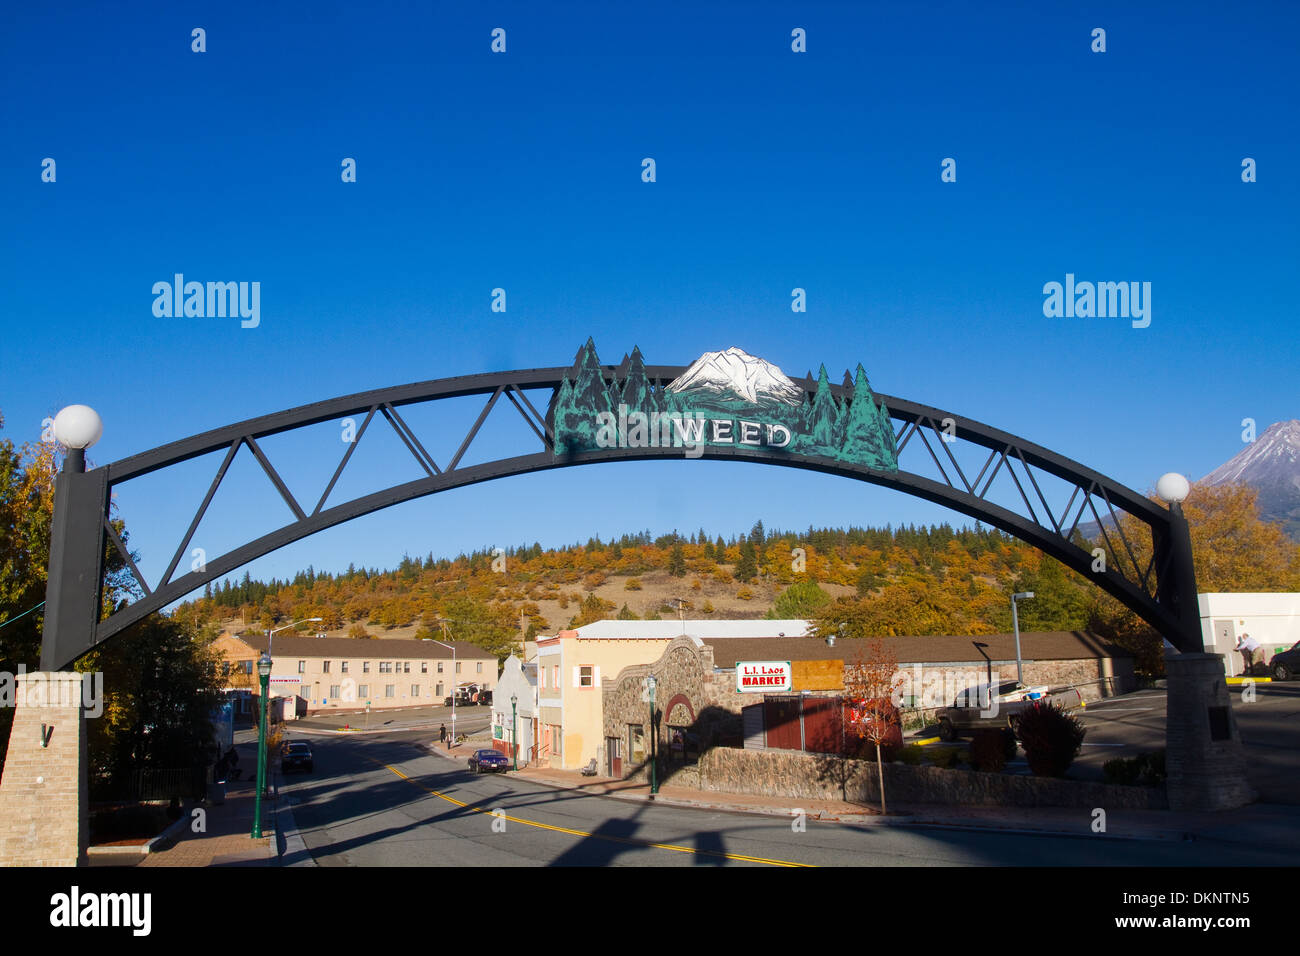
top-left (2, 1), bottom-right (1297, 598)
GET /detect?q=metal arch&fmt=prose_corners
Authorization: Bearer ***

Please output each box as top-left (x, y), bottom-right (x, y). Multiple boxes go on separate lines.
top-left (42, 364), bottom-right (1202, 669)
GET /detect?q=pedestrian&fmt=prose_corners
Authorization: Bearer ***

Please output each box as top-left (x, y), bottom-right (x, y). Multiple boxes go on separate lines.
top-left (1234, 632), bottom-right (1261, 675)
top-left (439, 723), bottom-right (446, 744)
top-left (226, 746), bottom-right (241, 780)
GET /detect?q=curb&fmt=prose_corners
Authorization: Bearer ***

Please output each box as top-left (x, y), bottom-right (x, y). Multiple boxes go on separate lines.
top-left (87, 807), bottom-right (195, 858)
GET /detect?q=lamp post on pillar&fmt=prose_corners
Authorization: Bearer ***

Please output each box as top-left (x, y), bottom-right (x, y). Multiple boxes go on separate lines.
top-left (1154, 472), bottom-right (1255, 811)
top-left (41, 405), bottom-right (108, 672)
top-left (252, 653), bottom-right (273, 838)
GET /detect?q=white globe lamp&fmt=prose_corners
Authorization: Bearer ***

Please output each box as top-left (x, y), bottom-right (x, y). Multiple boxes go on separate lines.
top-left (1156, 472), bottom-right (1190, 505)
top-left (52, 405), bottom-right (103, 450)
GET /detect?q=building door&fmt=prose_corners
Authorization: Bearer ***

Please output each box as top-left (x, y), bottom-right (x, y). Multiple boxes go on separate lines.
top-left (606, 737), bottom-right (622, 777)
top-left (802, 697), bottom-right (842, 754)
top-left (764, 697), bottom-right (802, 750)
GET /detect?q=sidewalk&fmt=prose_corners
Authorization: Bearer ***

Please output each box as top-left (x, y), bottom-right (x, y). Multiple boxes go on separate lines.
top-left (134, 743), bottom-right (277, 867)
top-left (457, 753), bottom-right (1300, 847)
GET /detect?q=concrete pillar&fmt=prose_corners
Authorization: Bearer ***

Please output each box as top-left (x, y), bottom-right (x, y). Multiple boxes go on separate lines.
top-left (0, 672), bottom-right (90, 866)
top-left (1164, 652), bottom-right (1255, 812)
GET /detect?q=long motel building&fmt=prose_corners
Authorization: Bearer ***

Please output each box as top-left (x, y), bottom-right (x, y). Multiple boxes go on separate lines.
top-left (211, 632), bottom-right (499, 717)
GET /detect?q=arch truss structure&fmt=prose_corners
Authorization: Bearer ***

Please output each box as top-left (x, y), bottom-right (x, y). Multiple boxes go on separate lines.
top-left (41, 341), bottom-right (1201, 670)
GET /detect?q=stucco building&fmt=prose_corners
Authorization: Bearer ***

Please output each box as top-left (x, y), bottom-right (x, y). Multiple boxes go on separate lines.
top-left (211, 632), bottom-right (498, 716)
top-left (490, 655), bottom-right (538, 766)
top-left (535, 619), bottom-right (810, 770)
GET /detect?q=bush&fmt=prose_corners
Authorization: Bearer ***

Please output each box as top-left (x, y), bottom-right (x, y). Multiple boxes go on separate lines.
top-left (898, 744), bottom-right (924, 765)
top-left (1104, 750), bottom-right (1167, 787)
top-left (346, 622), bottom-right (370, 639)
top-left (969, 729), bottom-right (1009, 772)
top-left (737, 586), bottom-right (754, 600)
top-left (624, 578), bottom-right (642, 591)
top-left (1012, 702), bottom-right (1085, 777)
top-left (930, 746), bottom-right (961, 769)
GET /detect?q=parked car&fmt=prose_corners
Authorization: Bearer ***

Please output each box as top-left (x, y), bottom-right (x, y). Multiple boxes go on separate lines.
top-left (281, 741), bottom-right (313, 773)
top-left (467, 748), bottom-right (509, 773)
top-left (937, 682), bottom-right (1081, 741)
top-left (1271, 640), bottom-right (1300, 680)
top-left (478, 690), bottom-right (493, 706)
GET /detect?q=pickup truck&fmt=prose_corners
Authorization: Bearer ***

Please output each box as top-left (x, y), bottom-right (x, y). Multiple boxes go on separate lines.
top-left (936, 682), bottom-right (1083, 741)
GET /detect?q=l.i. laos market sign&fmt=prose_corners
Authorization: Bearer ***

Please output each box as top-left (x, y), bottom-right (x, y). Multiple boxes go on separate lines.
top-left (736, 661), bottom-right (793, 693)
top-left (547, 339), bottom-right (899, 470)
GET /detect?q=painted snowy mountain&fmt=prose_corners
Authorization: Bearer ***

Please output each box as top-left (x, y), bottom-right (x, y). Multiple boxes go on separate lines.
top-left (1201, 419), bottom-right (1300, 540)
top-left (666, 347), bottom-right (805, 408)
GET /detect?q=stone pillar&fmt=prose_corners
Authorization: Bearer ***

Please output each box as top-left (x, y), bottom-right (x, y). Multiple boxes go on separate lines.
top-left (1164, 652), bottom-right (1254, 812)
top-left (0, 672), bottom-right (90, 866)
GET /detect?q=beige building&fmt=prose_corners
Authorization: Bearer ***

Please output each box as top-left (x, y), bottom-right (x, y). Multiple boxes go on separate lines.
top-left (212, 633), bottom-right (498, 716)
top-left (535, 619), bottom-right (810, 770)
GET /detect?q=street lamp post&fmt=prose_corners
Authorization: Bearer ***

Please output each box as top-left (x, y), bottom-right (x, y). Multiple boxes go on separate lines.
top-left (1011, 592), bottom-right (1035, 688)
top-left (646, 674), bottom-right (658, 796)
top-left (511, 694), bottom-right (518, 771)
top-left (252, 653), bottom-right (272, 839)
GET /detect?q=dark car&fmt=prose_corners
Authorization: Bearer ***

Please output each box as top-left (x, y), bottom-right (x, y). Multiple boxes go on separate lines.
top-left (467, 748), bottom-right (509, 773)
top-left (282, 741), bottom-right (313, 773)
top-left (1271, 640), bottom-right (1300, 681)
top-left (478, 690), bottom-right (493, 707)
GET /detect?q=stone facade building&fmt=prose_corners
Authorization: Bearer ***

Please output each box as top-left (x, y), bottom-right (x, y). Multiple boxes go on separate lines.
top-left (602, 630), bottom-right (1134, 780)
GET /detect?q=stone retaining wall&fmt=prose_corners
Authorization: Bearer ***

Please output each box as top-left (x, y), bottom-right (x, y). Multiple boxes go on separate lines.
top-left (692, 746), bottom-right (1167, 810)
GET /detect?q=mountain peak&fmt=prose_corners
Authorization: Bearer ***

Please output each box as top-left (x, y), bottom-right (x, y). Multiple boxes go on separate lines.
top-left (1200, 419), bottom-right (1300, 540)
top-left (666, 348), bottom-right (804, 407)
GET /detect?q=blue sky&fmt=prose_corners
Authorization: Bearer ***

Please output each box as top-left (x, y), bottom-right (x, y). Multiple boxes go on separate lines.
top-left (2, 1), bottom-right (1297, 598)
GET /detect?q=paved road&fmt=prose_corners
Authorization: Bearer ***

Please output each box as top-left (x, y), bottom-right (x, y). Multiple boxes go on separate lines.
top-left (1064, 683), bottom-right (1300, 803)
top-left (278, 731), bottom-right (1295, 867)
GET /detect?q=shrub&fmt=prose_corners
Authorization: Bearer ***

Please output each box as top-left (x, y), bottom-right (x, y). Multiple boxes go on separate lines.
top-left (737, 586), bottom-right (754, 600)
top-left (346, 623), bottom-right (370, 639)
top-left (898, 744), bottom-right (924, 765)
top-left (1103, 757), bottom-right (1140, 785)
top-left (624, 578), bottom-right (642, 591)
top-left (1012, 702), bottom-right (1085, 777)
top-left (969, 728), bottom-right (1008, 772)
top-left (930, 746), bottom-right (961, 769)
top-left (1104, 750), bottom-right (1167, 787)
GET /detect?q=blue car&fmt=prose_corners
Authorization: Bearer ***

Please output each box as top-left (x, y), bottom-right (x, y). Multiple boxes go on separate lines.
top-left (468, 749), bottom-right (510, 773)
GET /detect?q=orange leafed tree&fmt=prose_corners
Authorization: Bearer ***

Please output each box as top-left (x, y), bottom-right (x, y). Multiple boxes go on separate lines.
top-left (843, 638), bottom-right (905, 813)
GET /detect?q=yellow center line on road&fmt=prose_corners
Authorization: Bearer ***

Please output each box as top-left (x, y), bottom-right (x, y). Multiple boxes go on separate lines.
top-left (365, 756), bottom-right (812, 867)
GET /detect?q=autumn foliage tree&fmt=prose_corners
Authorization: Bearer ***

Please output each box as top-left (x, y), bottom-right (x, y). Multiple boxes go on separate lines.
top-left (843, 639), bottom-right (905, 813)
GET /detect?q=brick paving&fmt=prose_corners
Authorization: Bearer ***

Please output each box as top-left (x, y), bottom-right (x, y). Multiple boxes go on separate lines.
top-left (137, 743), bottom-right (275, 868)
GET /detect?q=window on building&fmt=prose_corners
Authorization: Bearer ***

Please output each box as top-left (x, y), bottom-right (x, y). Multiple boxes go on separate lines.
top-left (363, 661), bottom-right (370, 673)
top-left (358, 684), bottom-right (369, 699)
top-left (476, 661), bottom-right (483, 674)
top-left (329, 685), bottom-right (341, 699)
top-left (380, 662), bottom-right (392, 673)
top-left (552, 665), bottom-right (559, 688)
top-left (221, 661), bottom-right (231, 676)
top-left (341, 661), bottom-right (349, 673)
top-left (579, 666), bottom-right (594, 687)
top-left (242, 660), bottom-right (254, 675)
top-left (421, 662), bottom-right (427, 673)
top-left (455, 662), bottom-right (462, 674)
top-left (540, 668), bottom-right (546, 691)
top-left (629, 725), bottom-right (645, 764)
top-left (411, 684), bottom-right (420, 697)
top-left (436, 682), bottom-right (443, 697)
top-left (403, 662), bottom-right (410, 674)
top-left (437, 661), bottom-right (444, 673)
top-left (385, 685), bottom-right (395, 698)
top-left (323, 660), bottom-right (331, 673)
top-left (298, 660), bottom-right (306, 673)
